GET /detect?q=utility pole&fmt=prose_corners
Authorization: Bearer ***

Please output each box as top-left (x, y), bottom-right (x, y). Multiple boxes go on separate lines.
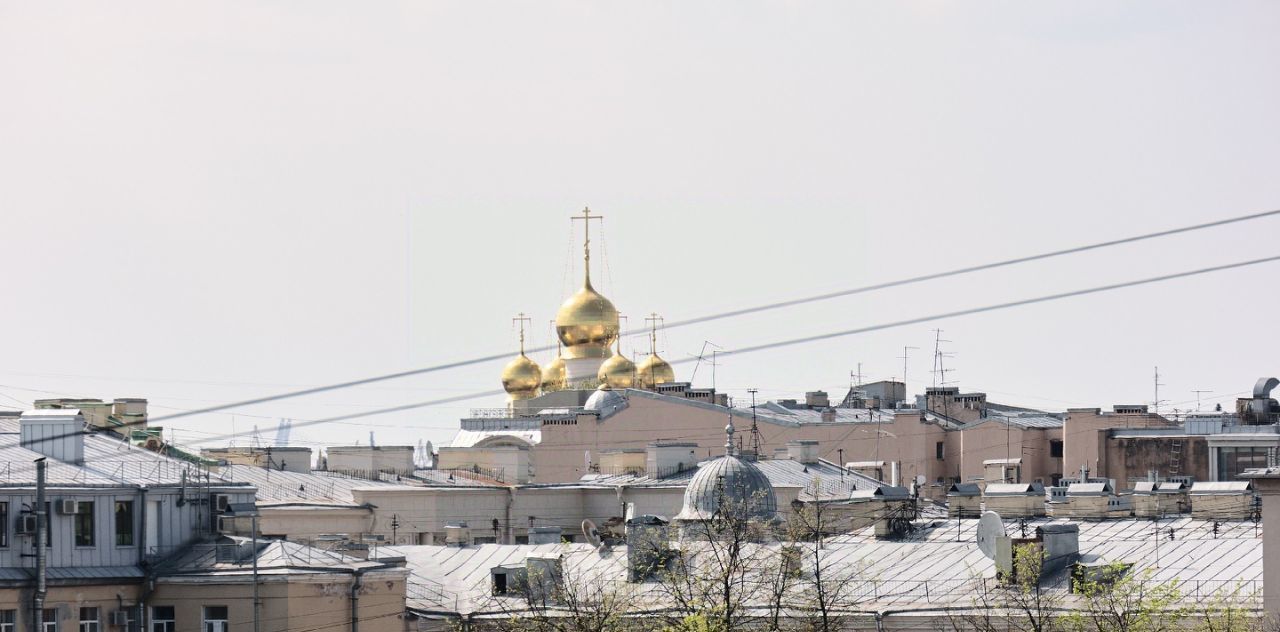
top-left (34, 458), bottom-right (46, 632)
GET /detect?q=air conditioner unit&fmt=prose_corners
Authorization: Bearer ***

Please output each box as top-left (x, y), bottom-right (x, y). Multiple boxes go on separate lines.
top-left (15, 514), bottom-right (38, 535)
top-left (109, 611), bottom-right (130, 626)
top-left (214, 494), bottom-right (230, 512)
top-left (57, 499), bottom-right (79, 515)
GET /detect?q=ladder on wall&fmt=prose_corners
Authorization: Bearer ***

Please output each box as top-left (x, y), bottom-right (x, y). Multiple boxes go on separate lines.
top-left (1169, 440), bottom-right (1183, 478)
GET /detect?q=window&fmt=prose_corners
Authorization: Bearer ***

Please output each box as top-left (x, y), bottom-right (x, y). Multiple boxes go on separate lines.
top-left (78, 608), bottom-right (98, 632)
top-left (115, 501), bottom-right (134, 546)
top-left (1217, 446), bottom-right (1270, 481)
top-left (0, 502), bottom-right (7, 548)
top-left (74, 501), bottom-right (94, 547)
top-left (1050, 440), bottom-right (1064, 458)
top-left (0, 610), bottom-right (14, 632)
top-left (151, 607), bottom-right (175, 632)
top-left (202, 606), bottom-right (228, 632)
top-left (42, 608), bottom-right (57, 632)
top-left (935, 442), bottom-right (944, 460)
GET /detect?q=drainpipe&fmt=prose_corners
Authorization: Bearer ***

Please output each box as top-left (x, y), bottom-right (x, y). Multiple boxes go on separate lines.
top-left (34, 458), bottom-right (47, 632)
top-left (137, 487), bottom-right (148, 561)
top-left (349, 569), bottom-right (365, 632)
top-left (505, 488), bottom-right (514, 544)
top-left (252, 514), bottom-right (260, 632)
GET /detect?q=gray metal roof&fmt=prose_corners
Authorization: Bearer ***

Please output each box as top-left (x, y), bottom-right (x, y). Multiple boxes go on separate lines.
top-left (983, 482), bottom-right (1045, 496)
top-left (403, 515), bottom-right (1263, 620)
top-left (218, 464), bottom-right (411, 505)
top-left (1190, 481), bottom-right (1255, 495)
top-left (0, 418), bottom-right (244, 489)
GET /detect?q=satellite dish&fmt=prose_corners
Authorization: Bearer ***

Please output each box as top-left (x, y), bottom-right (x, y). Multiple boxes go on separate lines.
top-left (916, 475), bottom-right (927, 486)
top-left (976, 511), bottom-right (1005, 560)
top-left (582, 519), bottom-right (603, 549)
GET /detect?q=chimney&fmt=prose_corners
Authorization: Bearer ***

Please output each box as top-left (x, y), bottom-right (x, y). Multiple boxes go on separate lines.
top-left (805, 391), bottom-right (830, 408)
top-left (20, 410), bottom-right (85, 464)
top-left (444, 522), bottom-right (471, 547)
top-left (786, 440), bottom-right (820, 464)
top-left (995, 524), bottom-right (1079, 584)
top-left (645, 442), bottom-right (698, 478)
top-left (527, 526), bottom-right (563, 545)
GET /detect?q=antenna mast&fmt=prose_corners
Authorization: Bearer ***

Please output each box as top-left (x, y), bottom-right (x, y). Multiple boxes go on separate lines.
top-left (1192, 389), bottom-right (1212, 412)
top-left (900, 346), bottom-right (919, 393)
top-left (1153, 366), bottom-right (1166, 416)
top-left (748, 388), bottom-right (762, 458)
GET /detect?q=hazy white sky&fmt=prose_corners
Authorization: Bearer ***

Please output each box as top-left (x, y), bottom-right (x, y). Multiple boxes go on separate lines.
top-left (1, 2), bottom-right (1277, 452)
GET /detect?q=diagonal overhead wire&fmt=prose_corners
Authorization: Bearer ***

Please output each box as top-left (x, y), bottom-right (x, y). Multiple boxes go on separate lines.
top-left (173, 254), bottom-right (1280, 446)
top-left (139, 208), bottom-right (1280, 426)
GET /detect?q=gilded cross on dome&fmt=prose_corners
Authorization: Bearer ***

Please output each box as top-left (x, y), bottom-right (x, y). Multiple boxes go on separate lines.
top-left (570, 206), bottom-right (603, 286)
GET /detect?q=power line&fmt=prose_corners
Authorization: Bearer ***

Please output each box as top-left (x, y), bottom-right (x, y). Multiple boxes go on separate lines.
top-left (129, 208), bottom-right (1280, 427)
top-left (173, 254), bottom-right (1280, 447)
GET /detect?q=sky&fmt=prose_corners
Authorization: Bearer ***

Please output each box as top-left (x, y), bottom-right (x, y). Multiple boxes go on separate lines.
top-left (1, 2), bottom-right (1278, 454)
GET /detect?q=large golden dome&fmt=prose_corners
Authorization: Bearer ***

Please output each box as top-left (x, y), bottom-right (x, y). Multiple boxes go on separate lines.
top-left (637, 353), bottom-right (675, 389)
top-left (598, 349), bottom-right (637, 389)
top-left (502, 353), bottom-right (542, 400)
top-left (555, 279), bottom-right (620, 360)
top-left (542, 354), bottom-right (567, 391)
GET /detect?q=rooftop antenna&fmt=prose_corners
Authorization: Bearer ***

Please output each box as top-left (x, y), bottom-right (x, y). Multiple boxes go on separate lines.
top-left (1192, 389), bottom-right (1212, 412)
top-left (748, 388), bottom-right (762, 458)
top-left (1153, 366), bottom-right (1166, 416)
top-left (851, 363), bottom-right (865, 389)
top-left (930, 329), bottom-right (950, 387)
top-left (689, 340), bottom-right (722, 387)
top-left (724, 411), bottom-right (736, 457)
top-left (931, 330), bottom-right (957, 387)
top-left (900, 346), bottom-right (919, 393)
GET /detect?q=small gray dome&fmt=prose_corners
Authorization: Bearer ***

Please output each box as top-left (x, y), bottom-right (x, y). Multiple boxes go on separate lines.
top-left (585, 386), bottom-right (628, 417)
top-left (674, 455), bottom-right (777, 522)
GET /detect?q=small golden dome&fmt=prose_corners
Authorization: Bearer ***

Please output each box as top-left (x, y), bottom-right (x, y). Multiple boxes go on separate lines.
top-left (555, 280), bottom-right (620, 360)
top-left (598, 351), bottom-right (637, 389)
top-left (501, 353), bottom-right (542, 400)
top-left (542, 354), bottom-right (567, 392)
top-left (637, 353), bottom-right (675, 389)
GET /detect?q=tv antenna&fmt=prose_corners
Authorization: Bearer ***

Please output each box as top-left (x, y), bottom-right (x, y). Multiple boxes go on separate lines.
top-left (689, 340), bottom-right (723, 389)
top-left (1153, 366), bottom-right (1166, 415)
top-left (900, 346), bottom-right (919, 392)
top-left (1192, 389), bottom-right (1212, 412)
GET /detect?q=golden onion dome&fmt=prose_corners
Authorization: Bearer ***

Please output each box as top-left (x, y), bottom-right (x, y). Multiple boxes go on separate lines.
top-left (542, 354), bottom-right (567, 392)
top-left (636, 353), bottom-right (676, 389)
top-left (501, 353), bottom-right (542, 400)
top-left (555, 279), bottom-right (620, 360)
top-left (597, 350), bottom-right (637, 389)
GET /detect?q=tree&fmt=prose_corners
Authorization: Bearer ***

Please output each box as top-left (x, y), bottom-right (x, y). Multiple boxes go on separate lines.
top-left (1067, 563), bottom-right (1186, 632)
top-left (947, 542), bottom-right (1066, 632)
top-left (480, 545), bottom-right (643, 632)
top-left (656, 487), bottom-right (778, 632)
top-left (783, 492), bottom-right (873, 632)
